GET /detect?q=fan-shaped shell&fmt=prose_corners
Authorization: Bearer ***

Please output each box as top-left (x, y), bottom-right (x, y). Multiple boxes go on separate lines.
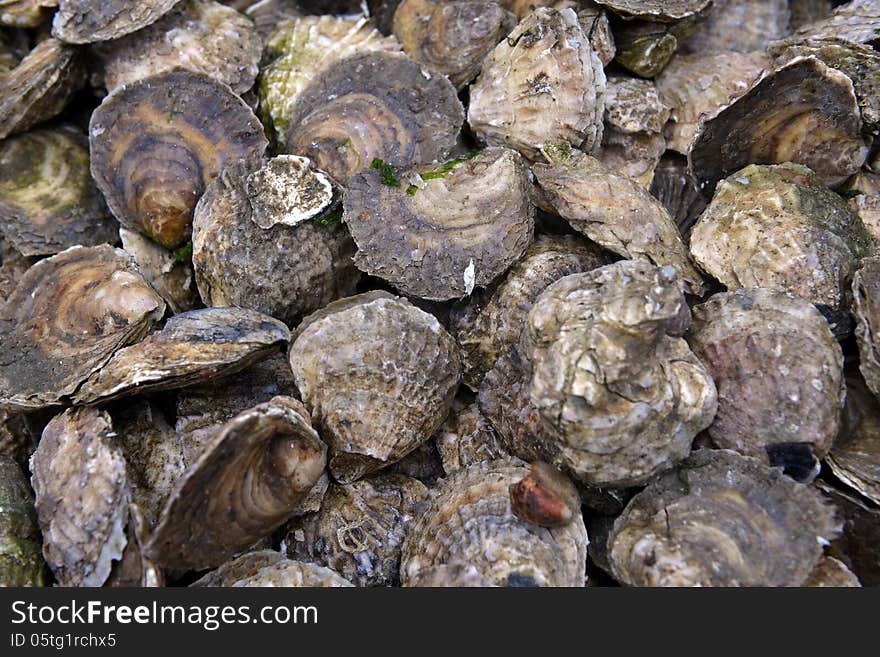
top-left (52, 0), bottom-right (183, 44)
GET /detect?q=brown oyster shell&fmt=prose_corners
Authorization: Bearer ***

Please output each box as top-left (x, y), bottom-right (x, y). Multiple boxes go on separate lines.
top-left (683, 0), bottom-right (790, 54)
top-left (289, 291), bottom-right (461, 483)
top-left (0, 245), bottom-right (165, 412)
top-left (689, 57), bottom-right (869, 192)
top-left (72, 307), bottom-right (290, 406)
top-left (119, 228), bottom-right (198, 314)
top-left (106, 504), bottom-right (164, 587)
top-left (343, 147), bottom-right (534, 301)
top-left (246, 155), bottom-right (335, 229)
top-left (849, 194), bottom-right (880, 249)
top-left (828, 374), bottom-right (880, 506)
top-left (597, 129), bottom-right (666, 189)
top-left (284, 473), bottom-right (428, 587)
top-left (815, 481), bottom-right (880, 587)
top-left (0, 1), bottom-right (56, 28)
top-left (102, 0), bottom-right (262, 95)
top-left (0, 455), bottom-right (46, 586)
top-left (690, 163), bottom-right (874, 312)
top-left (405, 562), bottom-right (495, 587)
top-left (804, 556), bottom-right (861, 587)
top-left (400, 458), bottom-right (588, 587)
top-left (603, 76), bottom-right (669, 135)
top-left (434, 399), bottom-right (508, 475)
top-left (146, 396), bottom-right (327, 570)
top-left (854, 257), bottom-right (880, 401)
top-left (52, 0), bottom-right (183, 44)
top-left (190, 549), bottom-right (284, 586)
top-left (30, 406), bottom-right (130, 587)
top-left (576, 4), bottom-right (616, 67)
top-left (607, 449), bottom-right (841, 587)
top-left (193, 549), bottom-right (353, 587)
top-left (687, 288), bottom-right (844, 464)
top-left (468, 8), bottom-right (605, 162)
top-left (532, 149), bottom-right (705, 295)
top-left (89, 69), bottom-right (268, 249)
top-left (284, 51), bottom-right (463, 186)
top-left (791, 0), bottom-right (880, 46)
top-left (593, 0), bottom-right (711, 21)
top-left (649, 154), bottom-right (707, 244)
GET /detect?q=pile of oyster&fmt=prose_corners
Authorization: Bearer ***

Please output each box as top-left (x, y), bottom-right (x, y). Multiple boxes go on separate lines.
top-left (2, 0), bottom-right (879, 588)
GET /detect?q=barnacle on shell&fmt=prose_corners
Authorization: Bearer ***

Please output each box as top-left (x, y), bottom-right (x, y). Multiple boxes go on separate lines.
top-left (0, 456), bottom-right (46, 586)
top-left (51, 0), bottom-right (183, 44)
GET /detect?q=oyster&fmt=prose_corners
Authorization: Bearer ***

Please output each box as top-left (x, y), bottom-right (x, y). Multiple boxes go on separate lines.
top-left (289, 291), bottom-right (460, 483)
top-left (52, 0), bottom-right (183, 44)
top-left (434, 399), bottom-right (508, 475)
top-left (72, 307), bottom-right (290, 406)
top-left (190, 549), bottom-right (284, 586)
top-left (607, 449), bottom-right (840, 587)
top-left (849, 194), bottom-right (880, 249)
top-left (405, 563), bottom-right (495, 587)
top-left (791, 0), bottom-right (880, 45)
top-left (649, 154), bottom-right (707, 243)
top-left (30, 407), bottom-right (129, 587)
top-left (192, 550), bottom-right (353, 587)
top-left (687, 288), bottom-right (845, 466)
top-left (119, 228), bottom-right (198, 314)
top-left (89, 69), bottom-right (268, 249)
top-left (468, 7), bottom-right (606, 162)
top-left (683, 0), bottom-right (790, 54)
top-left (0, 126), bottom-right (118, 257)
top-left (816, 481), bottom-right (880, 587)
top-left (0, 456), bottom-right (46, 586)
top-left (102, 0), bottom-right (262, 95)
top-left (400, 458), bottom-right (588, 587)
top-left (593, 0), bottom-right (711, 21)
top-left (804, 556), bottom-right (861, 587)
top-left (146, 396), bottom-right (327, 570)
top-left (0, 245), bottom-right (165, 412)
top-left (828, 375), bottom-right (880, 505)
top-left (284, 473), bottom-right (428, 586)
top-left (343, 147), bottom-right (534, 301)
top-left (106, 504), bottom-right (164, 587)
top-left (612, 15), bottom-right (706, 79)
top-left (509, 461), bottom-right (580, 528)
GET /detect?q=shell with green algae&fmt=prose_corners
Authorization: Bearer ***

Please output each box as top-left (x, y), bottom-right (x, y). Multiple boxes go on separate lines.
top-left (51, 0), bottom-right (183, 44)
top-left (0, 456), bottom-right (46, 586)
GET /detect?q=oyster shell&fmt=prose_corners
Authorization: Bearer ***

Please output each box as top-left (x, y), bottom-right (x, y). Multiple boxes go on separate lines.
top-left (649, 154), bottom-right (707, 244)
top-left (106, 504), bottom-right (164, 587)
top-left (828, 374), bottom-right (880, 505)
top-left (190, 549), bottom-right (284, 586)
top-left (0, 1), bottom-right (56, 28)
top-left (434, 400), bottom-right (508, 475)
top-left (607, 449), bottom-right (841, 587)
top-left (246, 155), bottom-right (335, 229)
top-left (804, 556), bottom-right (861, 587)
top-left (405, 563), bottom-right (495, 587)
top-left (191, 549), bottom-right (353, 587)
top-left (400, 458), bottom-right (588, 587)
top-left (849, 194), bottom-right (880, 249)
top-left (52, 0), bottom-right (183, 44)
top-left (89, 69), bottom-right (268, 249)
top-left (791, 0), bottom-right (880, 45)
top-left (0, 455), bottom-right (46, 586)
top-left (683, 0), bottom-right (790, 54)
top-left (119, 228), bottom-right (198, 314)
top-left (593, 0), bottom-right (711, 21)
top-left (509, 461), bottom-right (580, 528)
top-left (289, 291), bottom-right (461, 483)
top-left (0, 245), bottom-right (165, 412)
top-left (853, 257), bottom-right (880, 400)
top-left (343, 147), bottom-right (534, 301)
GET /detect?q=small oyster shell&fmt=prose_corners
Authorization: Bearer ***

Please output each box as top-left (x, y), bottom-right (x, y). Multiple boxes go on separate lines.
top-left (593, 0), bottom-right (711, 21)
top-left (0, 0), bottom-right (56, 28)
top-left (52, 0), bottom-right (183, 44)
top-left (89, 69), bottom-right (268, 249)
top-left (690, 163), bottom-right (874, 312)
top-left (146, 396), bottom-right (327, 570)
top-left (106, 504), bottom-right (164, 587)
top-left (0, 456), bottom-right (46, 586)
top-left (119, 228), bottom-right (198, 314)
top-left (853, 257), bottom-right (880, 400)
top-left (434, 399), bottom-right (508, 475)
top-left (687, 288), bottom-right (844, 463)
top-left (804, 556), bottom-right (861, 587)
top-left (103, 0), bottom-right (262, 95)
top-left (607, 449), bottom-right (841, 587)
top-left (284, 473), bottom-right (428, 586)
top-left (31, 407), bottom-right (130, 587)
top-left (400, 458), bottom-right (588, 587)
top-left (289, 291), bottom-right (461, 483)
top-left (612, 15), bottom-right (706, 79)
top-left (468, 8), bottom-right (605, 162)
top-left (0, 245), bottom-right (166, 412)
top-left (603, 76), bottom-right (669, 135)
top-left (683, 0), bottom-right (790, 54)
top-left (828, 375), bottom-right (880, 506)
top-left (343, 147), bottom-right (534, 301)
top-left (72, 307), bottom-right (290, 406)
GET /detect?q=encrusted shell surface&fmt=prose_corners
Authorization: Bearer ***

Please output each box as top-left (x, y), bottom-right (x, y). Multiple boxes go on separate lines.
top-left (597, 129), bottom-right (666, 189)
top-left (289, 291), bottom-right (461, 483)
top-left (146, 396), bottom-right (327, 570)
top-left (343, 147), bottom-right (534, 301)
top-left (193, 550), bottom-right (353, 586)
top-left (30, 406), bottom-right (129, 587)
top-left (405, 562), bottom-right (495, 587)
top-left (434, 399), bottom-right (508, 475)
top-left (400, 458), bottom-right (588, 587)
top-left (246, 155), bottom-right (335, 229)
top-left (687, 288), bottom-right (845, 463)
top-left (190, 549), bottom-right (284, 586)
top-left (89, 69), bottom-right (268, 249)
top-left (828, 374), bottom-right (880, 506)
top-left (52, 0), bottom-right (183, 44)
top-left (683, 0), bottom-right (790, 54)
top-left (791, 0), bottom-right (880, 45)
top-left (816, 481), bottom-right (880, 586)
top-left (593, 0), bottom-right (711, 21)
top-left (804, 556), bottom-right (861, 587)
top-left (0, 245), bottom-right (165, 412)
top-left (468, 7), bottom-right (606, 162)
top-left (690, 163), bottom-right (874, 312)
top-left (853, 257), bottom-right (880, 400)
top-left (603, 76), bottom-right (669, 135)
top-left (607, 449), bottom-right (840, 587)
top-left (0, 456), bottom-right (45, 586)
top-left (119, 228), bottom-right (198, 314)
top-left (849, 194), bottom-right (880, 249)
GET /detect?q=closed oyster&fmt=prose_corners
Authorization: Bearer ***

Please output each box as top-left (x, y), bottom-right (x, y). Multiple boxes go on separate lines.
top-left (0, 456), bottom-right (46, 586)
top-left (31, 407), bottom-right (130, 587)
top-left (0, 245), bottom-right (165, 412)
top-left (687, 288), bottom-right (844, 465)
top-left (853, 257), bottom-right (880, 400)
top-left (689, 57), bottom-right (869, 191)
top-left (284, 51), bottom-right (464, 186)
top-left (0, 1), bottom-right (56, 28)
top-left (532, 148), bottom-right (705, 295)
top-left (146, 396), bottom-right (327, 571)
top-left (106, 504), bottom-right (164, 587)
top-left (343, 147), bottom-right (534, 301)
top-left (608, 449), bottom-right (840, 587)
top-left (289, 291), bottom-right (460, 483)
top-left (468, 7), bottom-right (606, 162)
top-left (690, 163), bottom-right (874, 314)
top-left (683, 0), bottom-right (790, 54)
top-left (89, 69), bottom-right (268, 249)
top-left (392, 0), bottom-right (514, 89)
top-left (828, 375), bottom-right (880, 505)
top-left (102, 0), bottom-right (262, 95)
top-left (52, 0), bottom-right (183, 44)
top-left (72, 307), bottom-right (290, 405)
top-left (449, 234), bottom-right (608, 390)
top-left (612, 13), bottom-right (708, 79)
top-left (649, 154), bottom-right (707, 243)
top-left (804, 556), bottom-right (861, 587)
top-left (400, 458), bottom-right (588, 587)
top-left (119, 228), bottom-right (198, 314)
top-left (284, 473), bottom-right (428, 586)
top-left (434, 400), bottom-right (508, 475)
top-left (0, 127), bottom-right (118, 257)
top-left (593, 0), bottom-right (711, 21)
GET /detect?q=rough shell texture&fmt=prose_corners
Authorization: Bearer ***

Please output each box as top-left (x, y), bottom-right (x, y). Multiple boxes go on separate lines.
top-left (190, 549), bottom-right (284, 586)
top-left (405, 562), bottom-right (495, 587)
top-left (245, 0), bottom-right (304, 39)
top-left (789, 0), bottom-right (833, 30)
top-left (146, 397), bottom-right (327, 571)
top-left (853, 257), bottom-right (880, 401)
top-left (687, 288), bottom-right (844, 462)
top-left (72, 307), bottom-right (290, 405)
top-left (468, 7), bottom-right (606, 162)
top-left (230, 559), bottom-right (353, 587)
top-left (290, 291), bottom-right (461, 483)
top-left (690, 163), bottom-right (874, 311)
top-left (284, 51), bottom-right (464, 186)
top-left (284, 473), bottom-right (428, 586)
top-left (434, 399), bottom-right (508, 475)
top-left (603, 76), bottom-right (669, 135)
top-left (0, 245), bottom-right (165, 412)
top-left (106, 504), bottom-right (164, 587)
top-left (119, 228), bottom-right (198, 314)
top-left (597, 129), bottom-right (666, 189)
top-left (89, 69), bottom-right (268, 249)
top-left (400, 459), bottom-right (588, 587)
top-left (103, 0), bottom-right (262, 95)
top-left (791, 0), bottom-right (880, 45)
top-left (52, 0), bottom-right (183, 44)
top-left (608, 449), bottom-right (841, 587)
top-left (849, 194), bottom-right (880, 250)
top-left (804, 556), bottom-right (861, 587)
top-left (649, 155), bottom-right (707, 244)
top-left (0, 456), bottom-right (45, 586)
top-left (593, 0), bottom-right (711, 21)
top-left (343, 147), bottom-right (534, 301)
top-left (246, 155), bottom-right (335, 229)
top-left (828, 375), bottom-right (880, 506)
top-left (683, 0), bottom-right (790, 54)
top-left (0, 126), bottom-right (118, 257)
top-left (30, 407), bottom-right (129, 587)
